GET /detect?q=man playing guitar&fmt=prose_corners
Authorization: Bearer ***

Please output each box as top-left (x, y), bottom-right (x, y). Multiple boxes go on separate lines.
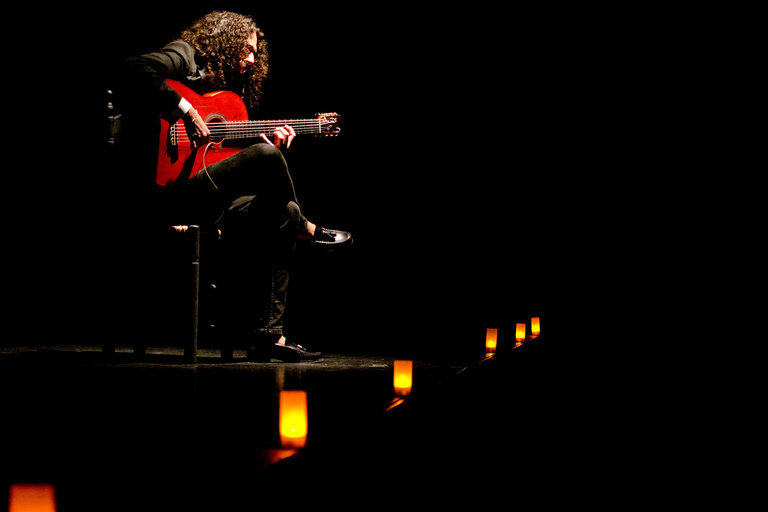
top-left (118, 10), bottom-right (349, 362)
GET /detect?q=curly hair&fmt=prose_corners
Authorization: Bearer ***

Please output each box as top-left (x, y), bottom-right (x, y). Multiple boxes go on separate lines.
top-left (179, 11), bottom-right (269, 111)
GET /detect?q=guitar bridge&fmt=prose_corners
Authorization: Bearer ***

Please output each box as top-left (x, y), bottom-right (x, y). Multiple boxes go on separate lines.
top-left (169, 124), bottom-right (178, 146)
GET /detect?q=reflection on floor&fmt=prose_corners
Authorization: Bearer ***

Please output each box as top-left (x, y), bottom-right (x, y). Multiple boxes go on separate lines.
top-left (2, 335), bottom-right (584, 510)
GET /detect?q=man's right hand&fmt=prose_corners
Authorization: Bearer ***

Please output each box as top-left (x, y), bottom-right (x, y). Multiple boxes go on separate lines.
top-left (183, 107), bottom-right (210, 149)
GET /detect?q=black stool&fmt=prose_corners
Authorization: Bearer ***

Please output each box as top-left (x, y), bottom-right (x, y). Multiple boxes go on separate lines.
top-left (103, 90), bottom-right (229, 363)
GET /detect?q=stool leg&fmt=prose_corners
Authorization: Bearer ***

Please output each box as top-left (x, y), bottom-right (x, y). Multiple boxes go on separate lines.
top-left (221, 343), bottom-right (233, 360)
top-left (185, 225), bottom-right (200, 363)
top-left (220, 316), bottom-right (233, 361)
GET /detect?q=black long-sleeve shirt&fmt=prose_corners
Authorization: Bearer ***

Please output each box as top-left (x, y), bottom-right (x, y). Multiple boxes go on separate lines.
top-left (118, 40), bottom-right (204, 121)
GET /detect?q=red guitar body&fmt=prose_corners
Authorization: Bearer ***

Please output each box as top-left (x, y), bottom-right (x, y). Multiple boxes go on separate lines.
top-left (156, 80), bottom-right (249, 187)
top-left (154, 80), bottom-right (341, 186)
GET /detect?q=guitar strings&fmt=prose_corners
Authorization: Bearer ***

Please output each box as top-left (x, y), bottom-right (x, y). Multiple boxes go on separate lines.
top-left (175, 131), bottom-right (321, 142)
top-left (174, 120), bottom-right (325, 141)
top-left (174, 123), bottom-right (330, 142)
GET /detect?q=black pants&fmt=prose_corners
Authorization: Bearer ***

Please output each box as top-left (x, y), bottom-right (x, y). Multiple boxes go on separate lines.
top-left (169, 144), bottom-right (307, 341)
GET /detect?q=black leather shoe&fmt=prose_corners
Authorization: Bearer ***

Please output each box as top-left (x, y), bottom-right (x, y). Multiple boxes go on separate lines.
top-left (272, 342), bottom-right (322, 362)
top-left (246, 339), bottom-right (322, 363)
top-left (246, 344), bottom-right (272, 362)
top-left (246, 332), bottom-right (281, 362)
top-left (309, 227), bottom-right (353, 251)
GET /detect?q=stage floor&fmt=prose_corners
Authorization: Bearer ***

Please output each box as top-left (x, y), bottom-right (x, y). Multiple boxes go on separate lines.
top-left (2, 339), bottom-right (574, 510)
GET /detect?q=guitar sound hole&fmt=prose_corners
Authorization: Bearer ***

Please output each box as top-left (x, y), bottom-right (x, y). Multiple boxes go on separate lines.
top-left (206, 118), bottom-right (225, 144)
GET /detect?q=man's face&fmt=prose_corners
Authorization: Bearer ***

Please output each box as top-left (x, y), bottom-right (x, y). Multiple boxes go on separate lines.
top-left (239, 31), bottom-right (259, 73)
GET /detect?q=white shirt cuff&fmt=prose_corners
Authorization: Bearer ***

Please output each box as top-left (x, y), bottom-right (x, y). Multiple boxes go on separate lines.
top-left (169, 97), bottom-right (193, 121)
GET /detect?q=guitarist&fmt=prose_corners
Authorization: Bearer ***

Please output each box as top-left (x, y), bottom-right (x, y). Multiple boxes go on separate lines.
top-left (117, 10), bottom-right (348, 362)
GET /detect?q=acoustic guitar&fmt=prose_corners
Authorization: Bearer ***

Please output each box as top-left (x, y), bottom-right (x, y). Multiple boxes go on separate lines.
top-left (156, 79), bottom-right (341, 186)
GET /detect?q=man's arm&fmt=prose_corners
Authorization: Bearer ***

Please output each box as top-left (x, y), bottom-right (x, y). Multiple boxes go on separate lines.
top-left (118, 41), bottom-right (196, 121)
top-left (118, 41), bottom-right (209, 145)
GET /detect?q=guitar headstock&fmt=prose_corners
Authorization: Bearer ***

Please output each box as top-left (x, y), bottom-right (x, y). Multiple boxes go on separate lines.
top-left (317, 112), bottom-right (342, 136)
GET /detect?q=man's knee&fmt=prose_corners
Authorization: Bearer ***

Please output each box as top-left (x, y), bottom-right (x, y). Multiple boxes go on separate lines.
top-left (246, 143), bottom-right (285, 163)
top-left (285, 201), bottom-right (305, 230)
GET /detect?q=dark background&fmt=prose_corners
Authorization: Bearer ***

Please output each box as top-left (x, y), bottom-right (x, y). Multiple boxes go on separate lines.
top-left (8, 4), bottom-right (617, 355)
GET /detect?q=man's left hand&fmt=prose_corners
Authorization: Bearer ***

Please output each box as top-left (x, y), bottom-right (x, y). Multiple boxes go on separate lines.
top-left (260, 124), bottom-right (296, 149)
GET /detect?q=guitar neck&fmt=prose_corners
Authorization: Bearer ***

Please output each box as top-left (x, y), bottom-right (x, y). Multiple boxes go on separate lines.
top-left (218, 119), bottom-right (323, 138)
top-left (172, 119), bottom-right (322, 144)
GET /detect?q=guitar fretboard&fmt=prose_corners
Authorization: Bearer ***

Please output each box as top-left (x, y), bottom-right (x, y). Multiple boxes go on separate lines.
top-left (171, 119), bottom-right (323, 145)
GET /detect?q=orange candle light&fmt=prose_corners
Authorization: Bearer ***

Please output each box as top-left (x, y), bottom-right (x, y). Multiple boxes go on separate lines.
top-left (279, 390), bottom-right (308, 449)
top-left (485, 328), bottom-right (498, 353)
top-left (9, 484), bottom-right (56, 512)
top-left (516, 323), bottom-right (526, 343)
top-left (531, 317), bottom-right (540, 337)
top-left (393, 360), bottom-right (413, 396)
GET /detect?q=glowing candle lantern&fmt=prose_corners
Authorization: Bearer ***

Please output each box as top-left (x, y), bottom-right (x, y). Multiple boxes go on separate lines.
top-left (531, 317), bottom-right (540, 337)
top-left (279, 390), bottom-right (308, 449)
top-left (485, 328), bottom-right (498, 353)
top-left (393, 360), bottom-right (413, 396)
top-left (516, 323), bottom-right (526, 344)
top-left (9, 484), bottom-right (56, 512)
